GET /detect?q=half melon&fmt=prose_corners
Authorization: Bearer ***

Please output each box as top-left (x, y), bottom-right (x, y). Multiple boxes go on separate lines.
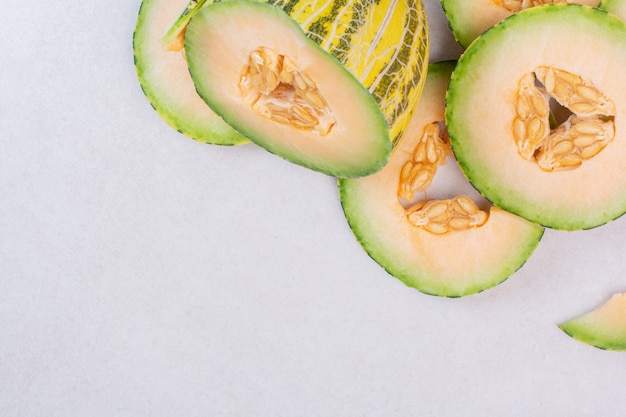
top-left (183, 0), bottom-right (429, 177)
top-left (559, 292), bottom-right (626, 351)
top-left (446, 4), bottom-right (626, 230)
top-left (133, 0), bottom-right (247, 145)
top-left (440, 0), bottom-right (602, 49)
top-left (339, 61), bottom-right (544, 297)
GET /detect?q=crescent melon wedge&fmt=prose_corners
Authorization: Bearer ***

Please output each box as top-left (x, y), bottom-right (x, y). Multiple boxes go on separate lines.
top-left (339, 62), bottom-right (544, 297)
top-left (559, 292), bottom-right (626, 351)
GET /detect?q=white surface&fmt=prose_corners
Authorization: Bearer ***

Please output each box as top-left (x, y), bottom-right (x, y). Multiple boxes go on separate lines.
top-left (0, 1), bottom-right (624, 416)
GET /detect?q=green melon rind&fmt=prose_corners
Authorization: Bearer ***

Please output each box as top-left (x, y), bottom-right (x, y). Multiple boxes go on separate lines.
top-left (162, 0), bottom-right (208, 47)
top-left (340, 179), bottom-right (544, 297)
top-left (446, 4), bottom-right (626, 230)
top-left (601, 0), bottom-right (626, 20)
top-left (133, 0), bottom-right (247, 146)
top-left (442, 1), bottom-right (606, 50)
top-left (439, 0), bottom-right (479, 49)
top-left (559, 320), bottom-right (626, 351)
top-left (559, 296), bottom-right (626, 351)
top-left (339, 62), bottom-right (544, 298)
top-left (184, 0), bottom-right (391, 178)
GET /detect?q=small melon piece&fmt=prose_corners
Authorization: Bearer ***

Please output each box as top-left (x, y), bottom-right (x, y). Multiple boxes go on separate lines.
top-left (440, 0), bottom-right (601, 49)
top-left (559, 292), bottom-right (626, 351)
top-left (133, 0), bottom-right (247, 145)
top-left (446, 4), bottom-right (626, 230)
top-left (602, 0), bottom-right (626, 19)
top-left (184, 0), bottom-right (394, 177)
top-left (339, 62), bottom-right (544, 297)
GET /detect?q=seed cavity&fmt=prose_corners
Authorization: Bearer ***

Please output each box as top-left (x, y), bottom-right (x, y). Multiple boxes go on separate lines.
top-left (398, 122), bottom-right (489, 234)
top-left (239, 47), bottom-right (336, 136)
top-left (512, 66), bottom-right (615, 171)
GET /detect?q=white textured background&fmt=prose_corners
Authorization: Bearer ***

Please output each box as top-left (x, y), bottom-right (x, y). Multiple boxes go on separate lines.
top-left (1, 1), bottom-right (624, 416)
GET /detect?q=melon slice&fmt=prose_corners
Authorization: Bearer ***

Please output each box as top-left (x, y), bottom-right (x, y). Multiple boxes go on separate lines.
top-left (440, 0), bottom-right (602, 49)
top-left (446, 4), bottom-right (626, 230)
top-left (559, 292), bottom-right (626, 351)
top-left (339, 61), bottom-right (544, 297)
top-left (183, 1), bottom-right (386, 177)
top-left (183, 0), bottom-right (429, 177)
top-left (177, 0), bottom-right (429, 149)
top-left (133, 0), bottom-right (247, 145)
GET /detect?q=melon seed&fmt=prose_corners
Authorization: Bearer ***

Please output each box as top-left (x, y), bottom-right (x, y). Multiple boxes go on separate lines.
top-left (513, 67), bottom-right (616, 171)
top-left (512, 73), bottom-right (550, 160)
top-left (397, 122), bottom-right (450, 202)
top-left (406, 196), bottom-right (489, 234)
top-left (534, 66), bottom-right (615, 117)
top-left (239, 47), bottom-right (336, 136)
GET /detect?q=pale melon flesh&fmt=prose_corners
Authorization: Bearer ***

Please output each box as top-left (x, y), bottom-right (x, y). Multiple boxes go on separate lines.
top-left (133, 0), bottom-right (247, 145)
top-left (446, 4), bottom-right (626, 230)
top-left (440, 0), bottom-right (602, 49)
top-left (559, 292), bottom-right (626, 351)
top-left (602, 0), bottom-right (626, 20)
top-left (339, 62), bottom-right (544, 297)
top-left (184, 0), bottom-right (391, 178)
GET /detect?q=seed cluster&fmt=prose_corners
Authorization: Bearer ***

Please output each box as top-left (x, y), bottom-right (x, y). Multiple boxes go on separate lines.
top-left (536, 115), bottom-right (615, 170)
top-left (398, 121), bottom-right (488, 234)
top-left (513, 72), bottom-right (551, 160)
top-left (535, 67), bottom-right (615, 117)
top-left (406, 196), bottom-right (489, 234)
top-left (397, 122), bottom-right (450, 202)
top-left (513, 66), bottom-right (616, 171)
top-left (239, 47), bottom-right (336, 136)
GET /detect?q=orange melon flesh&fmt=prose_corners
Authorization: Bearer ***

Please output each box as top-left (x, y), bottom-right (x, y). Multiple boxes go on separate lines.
top-left (133, 0), bottom-right (247, 145)
top-left (184, 1), bottom-right (391, 178)
top-left (339, 62), bottom-right (544, 297)
top-left (446, 5), bottom-right (626, 230)
top-left (441, 0), bottom-right (601, 48)
top-left (559, 292), bottom-right (626, 351)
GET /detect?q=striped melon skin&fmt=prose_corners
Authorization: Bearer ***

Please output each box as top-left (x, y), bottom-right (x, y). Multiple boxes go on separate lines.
top-left (133, 0), bottom-right (247, 145)
top-left (176, 0), bottom-right (429, 147)
top-left (559, 293), bottom-right (626, 351)
top-left (269, 0), bottom-right (430, 146)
